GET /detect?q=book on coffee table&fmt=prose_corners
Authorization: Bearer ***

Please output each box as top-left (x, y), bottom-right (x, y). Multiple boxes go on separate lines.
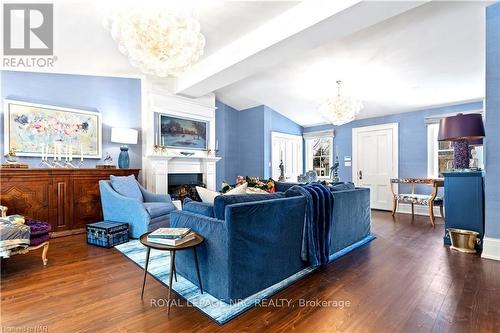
top-left (147, 232), bottom-right (196, 246)
top-left (148, 227), bottom-right (191, 239)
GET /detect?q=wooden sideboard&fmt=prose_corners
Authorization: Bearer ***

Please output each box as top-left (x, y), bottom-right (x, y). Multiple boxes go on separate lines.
top-left (0, 168), bottom-right (140, 237)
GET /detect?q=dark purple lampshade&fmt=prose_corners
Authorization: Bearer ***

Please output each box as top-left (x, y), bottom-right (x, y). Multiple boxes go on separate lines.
top-left (438, 113), bottom-right (485, 141)
top-left (469, 138), bottom-right (483, 146)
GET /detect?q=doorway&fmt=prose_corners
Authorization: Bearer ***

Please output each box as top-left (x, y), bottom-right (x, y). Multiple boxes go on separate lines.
top-left (352, 123), bottom-right (398, 210)
top-left (271, 132), bottom-right (303, 182)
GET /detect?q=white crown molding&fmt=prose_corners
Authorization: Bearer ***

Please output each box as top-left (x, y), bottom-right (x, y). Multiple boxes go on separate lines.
top-left (482, 237), bottom-right (500, 261)
top-left (303, 129), bottom-right (334, 139)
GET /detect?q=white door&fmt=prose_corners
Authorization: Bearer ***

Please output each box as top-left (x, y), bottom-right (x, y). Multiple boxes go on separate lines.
top-left (352, 123), bottom-right (398, 210)
top-left (272, 132), bottom-right (303, 182)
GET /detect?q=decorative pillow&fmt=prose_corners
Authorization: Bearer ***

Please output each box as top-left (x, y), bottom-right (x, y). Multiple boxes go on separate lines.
top-left (246, 187), bottom-right (269, 194)
top-left (110, 175), bottom-right (143, 202)
top-left (196, 183), bottom-right (248, 204)
top-left (228, 182), bottom-right (248, 195)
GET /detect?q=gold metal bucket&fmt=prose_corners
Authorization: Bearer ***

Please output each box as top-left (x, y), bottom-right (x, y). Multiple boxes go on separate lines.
top-left (446, 228), bottom-right (480, 253)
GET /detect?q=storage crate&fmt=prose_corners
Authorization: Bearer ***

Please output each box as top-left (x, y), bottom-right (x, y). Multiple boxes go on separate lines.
top-left (86, 221), bottom-right (129, 248)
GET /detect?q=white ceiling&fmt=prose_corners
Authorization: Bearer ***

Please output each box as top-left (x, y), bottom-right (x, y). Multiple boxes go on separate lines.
top-left (1, 1), bottom-right (490, 127)
top-left (216, 1), bottom-right (489, 126)
top-left (0, 0), bottom-right (298, 77)
top-left (198, 1), bottom-right (299, 57)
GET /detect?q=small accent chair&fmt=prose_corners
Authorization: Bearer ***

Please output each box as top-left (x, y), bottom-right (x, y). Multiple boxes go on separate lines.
top-left (390, 178), bottom-right (444, 227)
top-left (99, 176), bottom-right (177, 238)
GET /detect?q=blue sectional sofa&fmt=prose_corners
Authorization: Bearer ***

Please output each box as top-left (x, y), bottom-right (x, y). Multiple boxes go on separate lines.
top-left (170, 182), bottom-right (371, 303)
top-left (170, 193), bottom-right (307, 302)
top-left (276, 182), bottom-right (371, 256)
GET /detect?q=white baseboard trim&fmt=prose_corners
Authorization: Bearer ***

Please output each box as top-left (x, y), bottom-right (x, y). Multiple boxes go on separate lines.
top-left (482, 237), bottom-right (500, 261)
top-left (395, 203), bottom-right (443, 217)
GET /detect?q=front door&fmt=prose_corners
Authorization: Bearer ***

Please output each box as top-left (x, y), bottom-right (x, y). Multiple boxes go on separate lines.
top-left (352, 123), bottom-right (398, 210)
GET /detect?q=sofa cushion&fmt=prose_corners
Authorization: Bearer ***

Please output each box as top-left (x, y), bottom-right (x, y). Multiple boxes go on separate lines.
top-left (110, 175), bottom-right (143, 202)
top-left (183, 198), bottom-right (215, 217)
top-left (144, 202), bottom-right (176, 218)
top-left (329, 182), bottom-right (356, 191)
top-left (213, 192), bottom-right (285, 220)
top-left (275, 181), bottom-right (304, 193)
top-left (196, 183), bottom-right (248, 205)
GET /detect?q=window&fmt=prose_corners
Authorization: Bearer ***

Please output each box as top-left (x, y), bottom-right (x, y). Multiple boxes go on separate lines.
top-left (427, 122), bottom-right (484, 178)
top-left (305, 136), bottom-right (333, 178)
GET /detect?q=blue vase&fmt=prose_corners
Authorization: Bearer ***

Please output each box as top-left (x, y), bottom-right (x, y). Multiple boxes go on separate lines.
top-left (118, 146), bottom-right (130, 169)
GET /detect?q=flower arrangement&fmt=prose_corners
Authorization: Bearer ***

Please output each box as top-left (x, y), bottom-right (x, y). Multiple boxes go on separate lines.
top-left (221, 176), bottom-right (275, 194)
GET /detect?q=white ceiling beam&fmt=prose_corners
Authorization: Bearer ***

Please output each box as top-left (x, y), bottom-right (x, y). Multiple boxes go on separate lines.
top-left (175, 0), bottom-right (429, 97)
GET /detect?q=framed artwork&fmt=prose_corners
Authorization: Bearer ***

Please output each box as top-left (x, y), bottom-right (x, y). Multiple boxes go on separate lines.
top-left (157, 114), bottom-right (208, 150)
top-left (3, 99), bottom-right (102, 158)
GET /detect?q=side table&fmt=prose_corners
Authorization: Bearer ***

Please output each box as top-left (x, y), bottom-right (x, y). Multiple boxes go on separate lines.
top-left (139, 232), bottom-right (204, 315)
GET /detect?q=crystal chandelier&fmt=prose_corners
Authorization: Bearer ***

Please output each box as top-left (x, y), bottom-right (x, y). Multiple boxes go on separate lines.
top-left (319, 81), bottom-right (363, 126)
top-left (105, 7), bottom-right (206, 77)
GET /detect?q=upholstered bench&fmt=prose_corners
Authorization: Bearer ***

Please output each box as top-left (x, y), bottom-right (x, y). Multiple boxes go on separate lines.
top-left (8, 218), bottom-right (51, 265)
top-left (390, 178), bottom-right (444, 227)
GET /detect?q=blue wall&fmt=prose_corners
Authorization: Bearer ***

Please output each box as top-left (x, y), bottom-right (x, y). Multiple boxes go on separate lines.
top-left (238, 105), bottom-right (266, 179)
top-left (485, 3), bottom-right (500, 239)
top-left (0, 71), bottom-right (142, 168)
top-left (215, 100), bottom-right (241, 188)
top-left (304, 101), bottom-right (483, 185)
top-left (215, 102), bottom-right (303, 187)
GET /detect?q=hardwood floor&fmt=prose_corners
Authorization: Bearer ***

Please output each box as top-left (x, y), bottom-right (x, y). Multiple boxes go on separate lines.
top-left (1, 211), bottom-right (499, 332)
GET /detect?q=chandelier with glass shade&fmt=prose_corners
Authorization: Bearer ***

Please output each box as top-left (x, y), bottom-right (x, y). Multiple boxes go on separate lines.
top-left (319, 81), bottom-right (363, 126)
top-left (105, 6), bottom-right (206, 77)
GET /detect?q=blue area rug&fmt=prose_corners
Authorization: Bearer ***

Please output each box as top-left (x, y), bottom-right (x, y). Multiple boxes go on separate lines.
top-left (115, 235), bottom-right (375, 324)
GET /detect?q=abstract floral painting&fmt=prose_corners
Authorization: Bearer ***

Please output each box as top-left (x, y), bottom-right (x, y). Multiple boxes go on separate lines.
top-left (4, 100), bottom-right (102, 158)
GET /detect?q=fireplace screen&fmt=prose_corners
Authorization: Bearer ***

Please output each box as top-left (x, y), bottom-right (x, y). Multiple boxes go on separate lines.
top-left (168, 173), bottom-right (204, 202)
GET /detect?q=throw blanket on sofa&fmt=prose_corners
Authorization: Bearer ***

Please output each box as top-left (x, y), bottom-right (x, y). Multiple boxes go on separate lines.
top-left (286, 183), bottom-right (334, 266)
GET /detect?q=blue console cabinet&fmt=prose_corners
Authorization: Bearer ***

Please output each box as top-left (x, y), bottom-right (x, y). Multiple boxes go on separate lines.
top-left (442, 171), bottom-right (484, 247)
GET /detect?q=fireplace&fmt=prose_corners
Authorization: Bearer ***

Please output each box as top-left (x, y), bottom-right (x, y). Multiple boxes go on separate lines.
top-left (168, 173), bottom-right (204, 202)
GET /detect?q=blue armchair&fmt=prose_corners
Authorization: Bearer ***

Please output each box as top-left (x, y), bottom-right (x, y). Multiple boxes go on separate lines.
top-left (99, 180), bottom-right (177, 238)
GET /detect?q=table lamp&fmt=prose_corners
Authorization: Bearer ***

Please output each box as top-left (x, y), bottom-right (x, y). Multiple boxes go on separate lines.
top-left (437, 113), bottom-right (485, 169)
top-left (111, 128), bottom-right (138, 169)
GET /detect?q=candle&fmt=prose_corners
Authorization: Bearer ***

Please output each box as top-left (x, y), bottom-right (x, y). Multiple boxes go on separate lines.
top-left (53, 143), bottom-right (57, 160)
top-left (44, 144), bottom-right (48, 161)
top-left (80, 144), bottom-right (83, 162)
top-left (41, 144), bottom-right (45, 160)
top-left (69, 145), bottom-right (73, 161)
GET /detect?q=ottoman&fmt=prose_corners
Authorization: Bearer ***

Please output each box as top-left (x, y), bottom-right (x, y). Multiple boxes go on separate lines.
top-left (10, 219), bottom-right (51, 265)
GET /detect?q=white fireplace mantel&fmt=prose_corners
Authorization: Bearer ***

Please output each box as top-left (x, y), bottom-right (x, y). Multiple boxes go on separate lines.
top-left (146, 154), bottom-right (221, 195)
top-left (147, 154), bottom-right (222, 162)
top-left (141, 77), bottom-right (220, 194)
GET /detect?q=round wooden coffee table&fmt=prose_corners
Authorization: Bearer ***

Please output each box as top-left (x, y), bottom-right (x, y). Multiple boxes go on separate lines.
top-left (139, 232), bottom-right (204, 315)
